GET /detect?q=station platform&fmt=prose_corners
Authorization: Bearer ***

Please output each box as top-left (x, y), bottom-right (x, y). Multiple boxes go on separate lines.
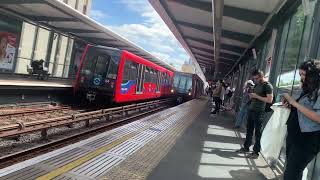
top-left (0, 97), bottom-right (277, 180)
top-left (0, 74), bottom-right (72, 90)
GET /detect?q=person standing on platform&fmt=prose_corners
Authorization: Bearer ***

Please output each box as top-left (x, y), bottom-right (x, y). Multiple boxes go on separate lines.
top-left (282, 60), bottom-right (320, 180)
top-left (234, 80), bottom-right (255, 128)
top-left (211, 80), bottom-right (224, 115)
top-left (236, 70), bottom-right (273, 159)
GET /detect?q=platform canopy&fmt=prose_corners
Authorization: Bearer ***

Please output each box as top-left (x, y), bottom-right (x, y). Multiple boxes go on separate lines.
top-left (150, 0), bottom-right (287, 78)
top-left (0, 0), bottom-right (175, 71)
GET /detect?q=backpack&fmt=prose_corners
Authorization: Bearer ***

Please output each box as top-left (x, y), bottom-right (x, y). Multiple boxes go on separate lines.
top-left (263, 82), bottom-right (275, 112)
top-left (227, 90), bottom-right (233, 98)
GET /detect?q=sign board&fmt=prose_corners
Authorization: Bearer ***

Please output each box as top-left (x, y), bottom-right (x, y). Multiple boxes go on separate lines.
top-left (0, 32), bottom-right (17, 70)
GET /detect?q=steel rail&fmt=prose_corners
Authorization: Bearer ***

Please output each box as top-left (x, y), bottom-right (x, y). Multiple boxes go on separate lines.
top-left (0, 99), bottom-right (173, 138)
top-left (0, 99), bottom-right (172, 168)
top-left (0, 106), bottom-right (70, 117)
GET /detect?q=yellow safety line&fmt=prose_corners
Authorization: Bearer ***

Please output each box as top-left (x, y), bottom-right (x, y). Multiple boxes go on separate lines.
top-left (36, 132), bottom-right (137, 180)
top-left (36, 112), bottom-right (174, 180)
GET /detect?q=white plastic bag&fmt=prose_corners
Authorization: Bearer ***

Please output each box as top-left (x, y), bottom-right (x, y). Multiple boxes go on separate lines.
top-left (261, 104), bottom-right (291, 165)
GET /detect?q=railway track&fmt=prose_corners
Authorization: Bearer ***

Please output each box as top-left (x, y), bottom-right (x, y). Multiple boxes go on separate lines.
top-left (0, 98), bottom-right (173, 168)
top-left (0, 104), bottom-right (80, 127)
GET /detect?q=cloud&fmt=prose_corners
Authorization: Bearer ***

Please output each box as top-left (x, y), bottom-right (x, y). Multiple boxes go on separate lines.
top-left (105, 0), bottom-right (190, 70)
top-left (90, 10), bottom-right (109, 20)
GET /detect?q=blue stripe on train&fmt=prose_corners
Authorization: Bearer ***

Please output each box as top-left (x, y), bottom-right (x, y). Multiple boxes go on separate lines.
top-left (121, 80), bottom-right (136, 94)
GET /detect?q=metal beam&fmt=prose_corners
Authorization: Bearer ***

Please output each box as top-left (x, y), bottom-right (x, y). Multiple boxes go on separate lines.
top-left (195, 54), bottom-right (214, 62)
top-left (221, 29), bottom-right (254, 43)
top-left (185, 36), bottom-right (214, 46)
top-left (220, 57), bottom-right (237, 62)
top-left (57, 28), bottom-right (101, 33)
top-left (197, 58), bottom-right (232, 66)
top-left (220, 52), bottom-right (239, 60)
top-left (193, 53), bottom-right (214, 60)
top-left (171, 0), bottom-right (212, 12)
top-left (220, 44), bottom-right (245, 54)
top-left (25, 16), bottom-right (76, 22)
top-left (189, 46), bottom-right (214, 54)
top-left (86, 37), bottom-right (118, 42)
top-left (176, 20), bottom-right (213, 33)
top-left (212, 0), bottom-right (223, 79)
top-left (223, 5), bottom-right (269, 25)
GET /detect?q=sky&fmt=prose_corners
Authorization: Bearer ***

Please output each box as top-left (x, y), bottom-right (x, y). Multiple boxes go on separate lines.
top-left (90, 0), bottom-right (190, 70)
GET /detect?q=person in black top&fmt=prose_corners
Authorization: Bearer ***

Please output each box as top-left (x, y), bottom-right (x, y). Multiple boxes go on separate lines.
top-left (282, 60), bottom-right (320, 180)
top-left (236, 70), bottom-right (273, 159)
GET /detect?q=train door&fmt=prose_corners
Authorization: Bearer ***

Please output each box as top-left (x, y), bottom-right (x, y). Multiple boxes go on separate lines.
top-left (156, 71), bottom-right (161, 93)
top-left (136, 64), bottom-right (145, 94)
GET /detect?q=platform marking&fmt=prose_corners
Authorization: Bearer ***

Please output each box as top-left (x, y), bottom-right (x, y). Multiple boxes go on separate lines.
top-left (35, 112), bottom-right (176, 180)
top-left (35, 133), bottom-right (136, 180)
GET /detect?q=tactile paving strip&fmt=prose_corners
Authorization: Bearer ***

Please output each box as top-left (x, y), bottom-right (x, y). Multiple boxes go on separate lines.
top-left (100, 98), bottom-right (208, 180)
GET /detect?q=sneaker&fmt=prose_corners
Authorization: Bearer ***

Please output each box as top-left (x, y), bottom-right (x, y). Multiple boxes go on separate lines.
top-left (236, 147), bottom-right (249, 153)
top-left (247, 152), bottom-right (259, 159)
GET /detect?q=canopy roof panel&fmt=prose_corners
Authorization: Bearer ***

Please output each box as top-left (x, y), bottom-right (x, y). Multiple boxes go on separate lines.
top-left (0, 0), bottom-right (175, 71)
top-left (150, 0), bottom-right (286, 78)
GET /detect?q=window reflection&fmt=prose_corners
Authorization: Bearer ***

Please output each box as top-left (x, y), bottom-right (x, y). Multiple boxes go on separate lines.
top-left (276, 5), bottom-right (305, 99)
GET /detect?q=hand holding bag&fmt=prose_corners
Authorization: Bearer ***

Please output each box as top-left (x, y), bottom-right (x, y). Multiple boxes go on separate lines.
top-left (261, 104), bottom-right (290, 165)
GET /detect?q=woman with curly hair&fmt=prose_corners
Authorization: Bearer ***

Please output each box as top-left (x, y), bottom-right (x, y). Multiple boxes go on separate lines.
top-left (282, 60), bottom-right (320, 180)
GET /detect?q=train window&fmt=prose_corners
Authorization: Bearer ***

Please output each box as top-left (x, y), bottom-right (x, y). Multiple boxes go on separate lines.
top-left (156, 70), bottom-right (160, 92)
top-left (145, 67), bottom-right (150, 82)
top-left (122, 60), bottom-right (131, 84)
top-left (81, 55), bottom-right (96, 75)
top-left (186, 77), bottom-right (192, 91)
top-left (122, 60), bottom-right (139, 84)
top-left (173, 75), bottom-right (180, 87)
top-left (130, 62), bottom-right (138, 81)
top-left (178, 76), bottom-right (187, 89)
top-left (150, 69), bottom-right (155, 83)
top-left (107, 59), bottom-right (118, 79)
top-left (94, 55), bottom-right (110, 76)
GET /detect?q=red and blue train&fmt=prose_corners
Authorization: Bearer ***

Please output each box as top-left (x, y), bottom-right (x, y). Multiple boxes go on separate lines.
top-left (74, 44), bottom-right (174, 103)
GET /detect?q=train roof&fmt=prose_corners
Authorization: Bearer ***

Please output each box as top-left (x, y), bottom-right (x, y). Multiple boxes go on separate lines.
top-left (123, 50), bottom-right (173, 74)
top-left (88, 45), bottom-right (173, 74)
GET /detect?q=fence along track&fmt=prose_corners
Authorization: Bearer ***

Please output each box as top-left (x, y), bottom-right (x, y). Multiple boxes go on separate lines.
top-left (0, 98), bottom-right (173, 168)
top-left (0, 98), bottom-right (173, 139)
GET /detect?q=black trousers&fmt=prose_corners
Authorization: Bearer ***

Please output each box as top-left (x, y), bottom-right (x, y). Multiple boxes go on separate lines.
top-left (244, 110), bottom-right (265, 153)
top-left (212, 97), bottom-right (221, 113)
top-left (284, 131), bottom-right (320, 180)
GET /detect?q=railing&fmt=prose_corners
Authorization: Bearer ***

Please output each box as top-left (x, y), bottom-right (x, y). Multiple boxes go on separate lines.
top-left (0, 99), bottom-right (173, 139)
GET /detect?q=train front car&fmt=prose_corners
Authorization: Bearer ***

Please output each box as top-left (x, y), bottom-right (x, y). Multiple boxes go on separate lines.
top-left (172, 72), bottom-right (193, 103)
top-left (74, 45), bottom-right (121, 103)
top-left (172, 72), bottom-right (204, 103)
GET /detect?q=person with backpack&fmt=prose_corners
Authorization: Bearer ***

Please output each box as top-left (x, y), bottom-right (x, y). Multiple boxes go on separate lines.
top-left (281, 60), bottom-right (320, 180)
top-left (236, 69), bottom-right (273, 159)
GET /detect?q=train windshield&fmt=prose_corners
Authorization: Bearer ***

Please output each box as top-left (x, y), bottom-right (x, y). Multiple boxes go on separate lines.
top-left (94, 56), bottom-right (110, 76)
top-left (173, 75), bottom-right (180, 87)
top-left (81, 48), bottom-right (120, 81)
top-left (186, 77), bottom-right (192, 90)
top-left (178, 76), bottom-right (187, 89)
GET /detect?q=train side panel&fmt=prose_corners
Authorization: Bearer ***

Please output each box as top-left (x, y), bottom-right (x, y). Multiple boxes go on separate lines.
top-left (114, 51), bottom-right (173, 103)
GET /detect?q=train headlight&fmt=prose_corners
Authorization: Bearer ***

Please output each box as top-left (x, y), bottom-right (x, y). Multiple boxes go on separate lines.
top-left (171, 89), bottom-right (174, 93)
top-left (188, 92), bottom-right (192, 96)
